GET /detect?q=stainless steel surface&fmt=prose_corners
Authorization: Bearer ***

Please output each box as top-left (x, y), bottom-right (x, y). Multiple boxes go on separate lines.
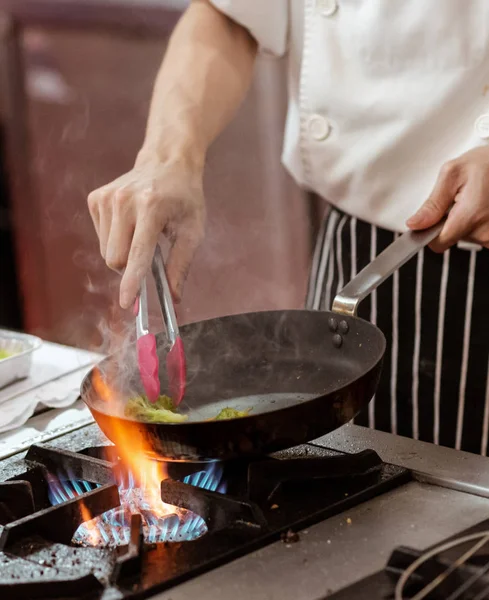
top-left (0, 400), bottom-right (94, 460)
top-left (149, 424), bottom-right (489, 600)
top-left (332, 222), bottom-right (444, 316)
top-left (0, 340), bottom-right (100, 452)
top-left (154, 482), bottom-right (489, 600)
top-left (136, 277), bottom-right (150, 339)
top-left (319, 423), bottom-right (489, 498)
top-left (0, 421), bottom-right (107, 481)
top-left (0, 330), bottom-right (42, 388)
top-left (152, 243), bottom-right (179, 345)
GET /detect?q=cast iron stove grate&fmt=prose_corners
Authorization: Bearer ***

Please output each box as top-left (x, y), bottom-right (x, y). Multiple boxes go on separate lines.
top-left (0, 441), bottom-right (409, 599)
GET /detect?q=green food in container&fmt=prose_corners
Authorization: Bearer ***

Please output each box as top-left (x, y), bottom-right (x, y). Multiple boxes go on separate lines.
top-left (0, 331), bottom-right (42, 388)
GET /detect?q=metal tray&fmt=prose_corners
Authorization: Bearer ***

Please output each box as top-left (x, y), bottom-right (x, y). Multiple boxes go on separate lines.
top-left (0, 330), bottom-right (42, 389)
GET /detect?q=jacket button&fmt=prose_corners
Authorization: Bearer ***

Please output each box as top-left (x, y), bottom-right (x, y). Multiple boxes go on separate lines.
top-left (308, 114), bottom-right (331, 141)
top-left (475, 114), bottom-right (489, 139)
top-left (316, 0), bottom-right (338, 17)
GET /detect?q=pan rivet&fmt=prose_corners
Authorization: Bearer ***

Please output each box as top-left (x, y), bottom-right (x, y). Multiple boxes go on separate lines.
top-left (339, 320), bottom-right (349, 335)
top-left (328, 318), bottom-right (338, 332)
top-left (332, 334), bottom-right (343, 348)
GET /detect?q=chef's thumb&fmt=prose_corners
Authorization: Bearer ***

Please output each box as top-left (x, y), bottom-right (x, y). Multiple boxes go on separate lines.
top-left (407, 165), bottom-right (459, 230)
top-left (407, 193), bottom-right (454, 230)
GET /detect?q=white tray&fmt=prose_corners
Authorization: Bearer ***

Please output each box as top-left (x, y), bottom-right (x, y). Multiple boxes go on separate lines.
top-left (0, 330), bottom-right (42, 389)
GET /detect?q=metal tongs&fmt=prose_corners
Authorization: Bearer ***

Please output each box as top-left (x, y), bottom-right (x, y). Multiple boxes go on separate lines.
top-left (135, 244), bottom-right (186, 405)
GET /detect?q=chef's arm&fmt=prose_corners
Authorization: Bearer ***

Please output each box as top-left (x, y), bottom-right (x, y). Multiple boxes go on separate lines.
top-left (137, 0), bottom-right (257, 168)
top-left (88, 0), bottom-right (258, 308)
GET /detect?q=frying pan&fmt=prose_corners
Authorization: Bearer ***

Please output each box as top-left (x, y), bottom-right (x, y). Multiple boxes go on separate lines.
top-left (81, 221), bottom-right (444, 462)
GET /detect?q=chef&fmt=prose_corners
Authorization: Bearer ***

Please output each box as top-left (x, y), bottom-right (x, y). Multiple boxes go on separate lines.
top-left (87, 0), bottom-right (489, 455)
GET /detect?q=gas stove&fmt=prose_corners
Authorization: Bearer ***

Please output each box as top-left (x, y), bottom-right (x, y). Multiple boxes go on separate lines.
top-left (2, 342), bottom-right (489, 599)
top-left (0, 425), bottom-right (409, 599)
top-left (0, 423), bottom-right (489, 599)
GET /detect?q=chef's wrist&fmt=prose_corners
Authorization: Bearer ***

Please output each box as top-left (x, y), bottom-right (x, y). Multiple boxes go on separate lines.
top-left (136, 134), bottom-right (205, 174)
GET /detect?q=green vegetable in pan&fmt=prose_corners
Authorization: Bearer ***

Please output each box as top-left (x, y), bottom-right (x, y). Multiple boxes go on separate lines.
top-left (213, 407), bottom-right (251, 420)
top-left (0, 350), bottom-right (12, 360)
top-left (125, 395), bottom-right (188, 423)
top-left (125, 395), bottom-right (252, 424)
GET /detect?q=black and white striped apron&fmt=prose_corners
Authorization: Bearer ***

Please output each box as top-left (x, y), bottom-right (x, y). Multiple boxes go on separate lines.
top-left (306, 206), bottom-right (489, 455)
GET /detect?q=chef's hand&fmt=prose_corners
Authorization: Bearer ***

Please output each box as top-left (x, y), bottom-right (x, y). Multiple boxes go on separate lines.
top-left (407, 146), bottom-right (489, 251)
top-left (87, 157), bottom-right (205, 309)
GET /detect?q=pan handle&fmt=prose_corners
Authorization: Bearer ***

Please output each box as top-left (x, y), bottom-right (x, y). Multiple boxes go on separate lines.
top-left (332, 220), bottom-right (445, 317)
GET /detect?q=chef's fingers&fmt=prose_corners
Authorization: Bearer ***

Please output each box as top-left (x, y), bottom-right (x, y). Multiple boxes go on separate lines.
top-left (120, 216), bottom-right (162, 309)
top-left (105, 193), bottom-right (135, 272)
top-left (166, 221), bottom-right (205, 303)
top-left (429, 192), bottom-right (476, 253)
top-left (87, 191), bottom-right (101, 237)
top-left (98, 199), bottom-right (113, 260)
top-left (468, 222), bottom-right (489, 248)
top-left (407, 161), bottom-right (462, 230)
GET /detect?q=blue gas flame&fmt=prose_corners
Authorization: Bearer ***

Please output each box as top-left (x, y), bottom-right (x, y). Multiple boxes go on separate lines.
top-left (47, 462), bottom-right (225, 547)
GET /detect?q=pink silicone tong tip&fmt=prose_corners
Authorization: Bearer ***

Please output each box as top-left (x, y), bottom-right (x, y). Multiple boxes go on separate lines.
top-left (167, 336), bottom-right (186, 406)
top-left (137, 333), bottom-right (160, 403)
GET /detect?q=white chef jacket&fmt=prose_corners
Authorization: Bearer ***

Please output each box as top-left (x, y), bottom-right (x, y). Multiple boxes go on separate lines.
top-left (210, 0), bottom-right (489, 232)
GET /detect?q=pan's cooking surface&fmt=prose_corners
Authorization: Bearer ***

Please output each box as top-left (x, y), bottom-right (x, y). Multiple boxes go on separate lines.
top-left (84, 311), bottom-right (383, 420)
top-left (182, 393), bottom-right (317, 422)
top-left (87, 356), bottom-right (361, 423)
top-left (81, 310), bottom-right (385, 460)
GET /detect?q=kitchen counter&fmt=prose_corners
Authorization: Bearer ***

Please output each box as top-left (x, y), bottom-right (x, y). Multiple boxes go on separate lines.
top-left (0, 339), bottom-right (100, 460)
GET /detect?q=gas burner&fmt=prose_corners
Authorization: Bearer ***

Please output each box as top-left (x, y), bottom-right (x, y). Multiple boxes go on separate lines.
top-left (46, 460), bottom-right (225, 547)
top-left (0, 441), bottom-right (409, 599)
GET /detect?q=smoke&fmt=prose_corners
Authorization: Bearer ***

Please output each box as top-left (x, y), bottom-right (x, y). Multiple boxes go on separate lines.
top-left (72, 239), bottom-right (313, 424)
top-left (72, 252), bottom-right (176, 406)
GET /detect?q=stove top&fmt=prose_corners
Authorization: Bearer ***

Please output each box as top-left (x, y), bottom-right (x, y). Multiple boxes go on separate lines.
top-left (0, 438), bottom-right (409, 599)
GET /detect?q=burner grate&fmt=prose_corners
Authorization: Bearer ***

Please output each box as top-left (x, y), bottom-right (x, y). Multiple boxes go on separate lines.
top-left (110, 513), bottom-right (144, 584)
top-left (0, 481), bottom-right (34, 524)
top-left (22, 444), bottom-right (226, 548)
top-left (161, 479), bottom-right (267, 534)
top-left (0, 441), bottom-right (410, 599)
top-left (247, 448), bottom-right (383, 504)
top-left (0, 482), bottom-right (120, 549)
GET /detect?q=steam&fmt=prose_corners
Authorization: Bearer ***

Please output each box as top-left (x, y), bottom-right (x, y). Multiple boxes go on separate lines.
top-left (75, 246), bottom-right (314, 425)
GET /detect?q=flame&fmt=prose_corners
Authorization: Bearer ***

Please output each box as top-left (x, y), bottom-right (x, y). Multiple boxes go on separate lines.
top-left (47, 462), bottom-right (224, 546)
top-left (46, 346), bottom-right (227, 546)
top-left (88, 368), bottom-right (179, 524)
top-left (79, 502), bottom-right (102, 546)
